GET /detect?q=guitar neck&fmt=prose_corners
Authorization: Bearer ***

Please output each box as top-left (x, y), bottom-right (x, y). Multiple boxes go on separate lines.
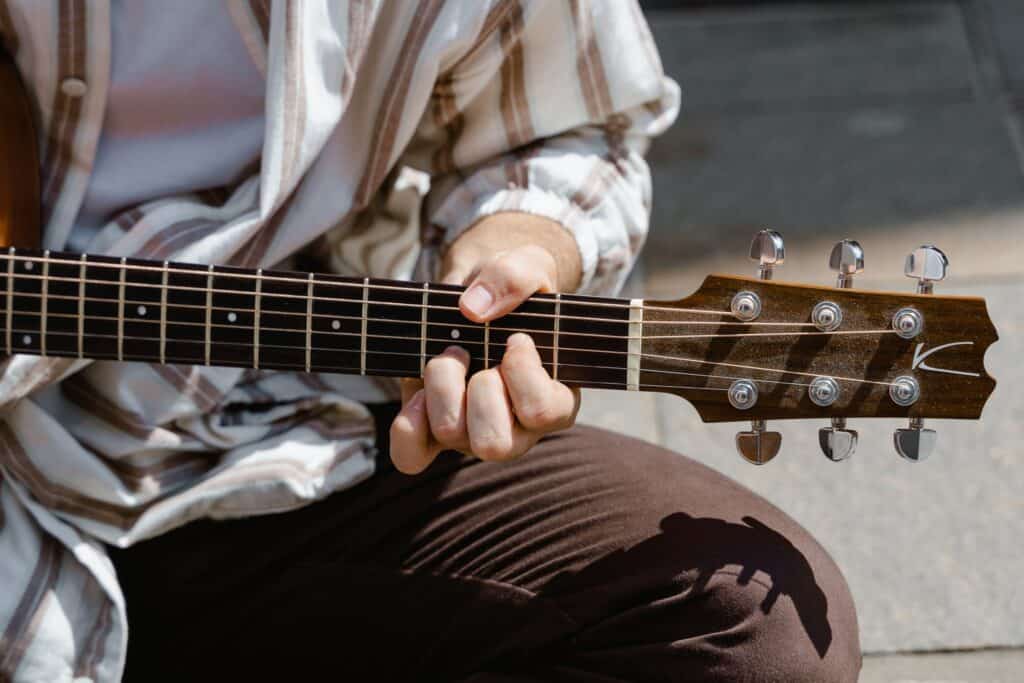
top-left (0, 249), bottom-right (641, 391)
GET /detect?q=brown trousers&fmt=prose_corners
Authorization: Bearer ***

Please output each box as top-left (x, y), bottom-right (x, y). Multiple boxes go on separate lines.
top-left (111, 405), bottom-right (861, 682)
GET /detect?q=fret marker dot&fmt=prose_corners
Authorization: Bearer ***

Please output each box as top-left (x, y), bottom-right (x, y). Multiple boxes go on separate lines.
top-left (22, 335), bottom-right (31, 345)
top-left (331, 320), bottom-right (341, 330)
top-left (227, 312), bottom-right (238, 323)
top-left (137, 305), bottom-right (147, 316)
top-left (23, 262), bottom-right (33, 271)
top-left (450, 329), bottom-right (460, 340)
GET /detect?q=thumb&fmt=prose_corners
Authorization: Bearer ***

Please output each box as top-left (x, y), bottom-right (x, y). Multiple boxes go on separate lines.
top-left (459, 245), bottom-right (557, 323)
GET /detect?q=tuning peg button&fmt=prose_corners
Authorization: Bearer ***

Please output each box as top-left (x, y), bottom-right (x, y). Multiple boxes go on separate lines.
top-left (819, 417), bottom-right (857, 462)
top-left (829, 239), bottom-right (864, 289)
top-left (749, 229), bottom-right (785, 280)
top-left (905, 245), bottom-right (948, 294)
top-left (737, 419), bottom-right (782, 465)
top-left (894, 418), bottom-right (936, 462)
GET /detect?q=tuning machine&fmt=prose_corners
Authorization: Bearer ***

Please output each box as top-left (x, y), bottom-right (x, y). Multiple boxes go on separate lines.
top-left (734, 230), bottom-right (784, 465)
top-left (893, 245), bottom-right (947, 462)
top-left (815, 239), bottom-right (865, 461)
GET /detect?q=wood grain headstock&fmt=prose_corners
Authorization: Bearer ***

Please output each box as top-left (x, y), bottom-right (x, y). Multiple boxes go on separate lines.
top-left (641, 275), bottom-right (997, 424)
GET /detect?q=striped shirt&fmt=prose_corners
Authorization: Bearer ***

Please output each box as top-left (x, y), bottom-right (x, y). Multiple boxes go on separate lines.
top-left (0, 2), bottom-right (679, 681)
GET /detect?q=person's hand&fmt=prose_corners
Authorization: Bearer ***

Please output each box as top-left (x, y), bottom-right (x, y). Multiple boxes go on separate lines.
top-left (389, 212), bottom-right (583, 474)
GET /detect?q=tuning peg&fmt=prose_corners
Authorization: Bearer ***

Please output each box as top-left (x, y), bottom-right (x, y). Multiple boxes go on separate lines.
top-left (819, 417), bottom-right (857, 462)
top-left (894, 245), bottom-right (945, 460)
top-left (894, 418), bottom-right (936, 462)
top-left (904, 244), bottom-right (948, 294)
top-left (749, 229), bottom-right (785, 280)
top-left (829, 239), bottom-right (864, 289)
top-left (738, 231), bottom-right (784, 454)
top-left (736, 419), bottom-right (782, 465)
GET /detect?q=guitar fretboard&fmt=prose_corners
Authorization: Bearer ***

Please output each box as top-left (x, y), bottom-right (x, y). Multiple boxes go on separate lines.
top-left (0, 249), bottom-right (643, 391)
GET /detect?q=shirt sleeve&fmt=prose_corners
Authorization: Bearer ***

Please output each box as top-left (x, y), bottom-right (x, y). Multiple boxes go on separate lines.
top-left (419, 0), bottom-right (680, 295)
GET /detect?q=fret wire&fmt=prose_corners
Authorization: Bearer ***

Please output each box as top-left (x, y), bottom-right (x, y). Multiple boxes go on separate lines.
top-left (627, 298), bottom-right (644, 391)
top-left (78, 254), bottom-right (87, 359)
top-left (0, 253), bottom-right (753, 323)
top-left (360, 277), bottom-right (369, 375)
top-left (0, 290), bottom-right (899, 343)
top-left (40, 251), bottom-right (50, 357)
top-left (160, 261), bottom-right (169, 365)
top-left (0, 324), bottom-right (828, 391)
top-left (0, 252), bottom-right (728, 317)
top-left (305, 272), bottom-right (314, 373)
top-left (204, 265), bottom-right (214, 366)
top-left (117, 257), bottom-right (127, 361)
top-left (5, 247), bottom-right (13, 355)
top-left (420, 283), bottom-right (429, 375)
top-left (552, 293), bottom-right (561, 380)
top-left (484, 321), bottom-right (490, 369)
top-left (253, 268), bottom-right (263, 370)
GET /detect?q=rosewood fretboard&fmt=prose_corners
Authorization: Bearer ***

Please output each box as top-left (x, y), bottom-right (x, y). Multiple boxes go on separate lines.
top-left (0, 249), bottom-right (642, 391)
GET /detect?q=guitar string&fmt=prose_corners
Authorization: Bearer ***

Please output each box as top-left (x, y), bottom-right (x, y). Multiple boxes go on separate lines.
top-left (0, 324), bottom-right (819, 390)
top-left (7, 269), bottom-right (840, 329)
top-left (3, 251), bottom-right (800, 320)
top-left (0, 290), bottom-right (898, 343)
top-left (0, 333), bottom-right (732, 395)
top-left (1, 314), bottom-right (900, 388)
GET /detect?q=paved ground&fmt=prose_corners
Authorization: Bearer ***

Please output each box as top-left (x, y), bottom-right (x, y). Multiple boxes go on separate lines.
top-left (861, 649), bottom-right (1024, 683)
top-left (576, 0), bottom-right (1024, 670)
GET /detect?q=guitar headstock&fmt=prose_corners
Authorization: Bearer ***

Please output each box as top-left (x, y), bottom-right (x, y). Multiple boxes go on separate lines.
top-left (642, 232), bottom-right (997, 465)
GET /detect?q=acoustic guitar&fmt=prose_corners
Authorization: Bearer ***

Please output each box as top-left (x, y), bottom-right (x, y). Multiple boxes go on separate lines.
top-left (0, 46), bottom-right (997, 466)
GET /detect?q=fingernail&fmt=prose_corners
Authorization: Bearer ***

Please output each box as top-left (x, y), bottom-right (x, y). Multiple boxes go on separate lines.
top-left (407, 389), bottom-right (425, 412)
top-left (507, 332), bottom-right (530, 348)
top-left (461, 285), bottom-right (494, 318)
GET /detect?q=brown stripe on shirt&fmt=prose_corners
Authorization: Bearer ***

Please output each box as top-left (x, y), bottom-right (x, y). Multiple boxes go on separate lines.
top-left (341, 0), bottom-right (373, 105)
top-left (136, 217), bottom-right (221, 261)
top-left (354, 0), bottom-right (446, 209)
top-left (73, 593), bottom-right (112, 681)
top-left (0, 536), bottom-right (61, 679)
top-left (430, 75), bottom-right (463, 176)
top-left (0, 423), bottom-right (139, 529)
top-left (61, 375), bottom-right (158, 441)
top-left (569, 0), bottom-right (614, 122)
top-left (102, 451), bottom-right (216, 494)
top-left (498, 1), bottom-right (533, 152)
top-left (248, 0), bottom-right (270, 43)
top-left (278, 0), bottom-right (307, 193)
top-left (41, 0), bottom-right (87, 226)
top-left (149, 364), bottom-right (223, 412)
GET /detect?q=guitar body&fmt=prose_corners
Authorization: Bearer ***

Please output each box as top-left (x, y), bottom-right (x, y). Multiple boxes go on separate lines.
top-left (0, 44), bottom-right (40, 249)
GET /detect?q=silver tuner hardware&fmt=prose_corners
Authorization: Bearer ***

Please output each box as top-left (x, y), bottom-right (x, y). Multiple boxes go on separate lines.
top-left (889, 375), bottom-right (920, 407)
top-left (892, 307), bottom-right (923, 339)
top-left (828, 239), bottom-right (864, 289)
top-left (728, 379), bottom-right (759, 410)
top-left (819, 417), bottom-right (858, 462)
top-left (736, 419), bottom-right (782, 465)
top-left (749, 229), bottom-right (785, 280)
top-left (811, 301), bottom-right (842, 331)
top-left (904, 244), bottom-right (948, 294)
top-left (808, 376), bottom-right (840, 407)
top-left (894, 417), bottom-right (936, 462)
top-left (731, 290), bottom-right (762, 322)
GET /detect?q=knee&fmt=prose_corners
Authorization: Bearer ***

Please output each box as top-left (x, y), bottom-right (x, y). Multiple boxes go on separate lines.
top-left (700, 525), bottom-right (861, 682)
